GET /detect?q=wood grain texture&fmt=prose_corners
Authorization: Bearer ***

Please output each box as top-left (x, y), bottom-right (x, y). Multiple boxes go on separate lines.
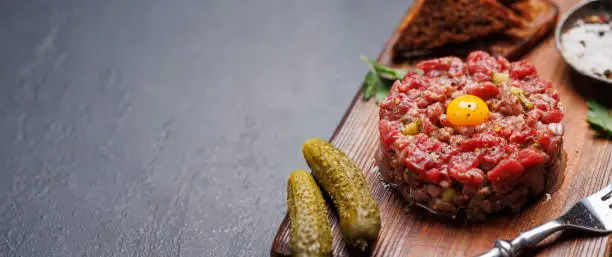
top-left (271, 0), bottom-right (612, 256)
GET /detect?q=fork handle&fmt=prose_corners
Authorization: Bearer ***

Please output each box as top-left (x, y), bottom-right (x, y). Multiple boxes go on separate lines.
top-left (477, 220), bottom-right (566, 257)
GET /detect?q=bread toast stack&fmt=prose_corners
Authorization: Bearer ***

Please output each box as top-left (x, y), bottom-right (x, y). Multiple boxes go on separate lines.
top-left (385, 0), bottom-right (559, 63)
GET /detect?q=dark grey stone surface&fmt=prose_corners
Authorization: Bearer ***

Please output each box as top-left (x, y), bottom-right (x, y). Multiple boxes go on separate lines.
top-left (0, 0), bottom-right (408, 256)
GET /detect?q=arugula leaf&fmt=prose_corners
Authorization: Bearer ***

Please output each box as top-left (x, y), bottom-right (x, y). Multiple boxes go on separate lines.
top-left (360, 56), bottom-right (423, 102)
top-left (587, 100), bottom-right (612, 136)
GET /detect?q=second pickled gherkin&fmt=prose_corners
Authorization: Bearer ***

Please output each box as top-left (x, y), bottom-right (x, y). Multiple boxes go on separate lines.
top-left (302, 138), bottom-right (381, 252)
top-left (287, 170), bottom-right (332, 257)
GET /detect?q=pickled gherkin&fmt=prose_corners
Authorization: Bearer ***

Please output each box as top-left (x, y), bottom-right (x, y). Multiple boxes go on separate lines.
top-left (302, 138), bottom-right (381, 252)
top-left (287, 170), bottom-right (332, 257)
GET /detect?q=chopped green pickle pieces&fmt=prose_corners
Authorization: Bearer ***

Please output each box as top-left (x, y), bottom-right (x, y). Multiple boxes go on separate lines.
top-left (402, 118), bottom-right (423, 135)
top-left (442, 188), bottom-right (457, 203)
top-left (492, 72), bottom-right (509, 85)
top-left (509, 87), bottom-right (534, 110)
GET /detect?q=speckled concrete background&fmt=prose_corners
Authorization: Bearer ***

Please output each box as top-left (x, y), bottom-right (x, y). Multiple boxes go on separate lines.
top-left (0, 0), bottom-right (409, 256)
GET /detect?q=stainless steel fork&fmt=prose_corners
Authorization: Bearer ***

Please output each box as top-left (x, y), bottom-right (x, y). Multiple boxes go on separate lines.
top-left (478, 184), bottom-right (612, 257)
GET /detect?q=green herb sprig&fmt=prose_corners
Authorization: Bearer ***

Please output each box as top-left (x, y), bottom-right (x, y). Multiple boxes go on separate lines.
top-left (361, 56), bottom-right (423, 103)
top-left (587, 100), bottom-right (612, 136)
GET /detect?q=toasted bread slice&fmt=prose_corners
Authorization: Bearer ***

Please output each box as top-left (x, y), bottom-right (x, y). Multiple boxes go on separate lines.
top-left (379, 0), bottom-right (558, 67)
top-left (503, 0), bottom-right (553, 38)
top-left (394, 0), bottom-right (523, 53)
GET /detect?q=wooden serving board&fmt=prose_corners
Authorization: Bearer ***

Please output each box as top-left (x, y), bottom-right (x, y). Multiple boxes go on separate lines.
top-left (271, 0), bottom-right (612, 256)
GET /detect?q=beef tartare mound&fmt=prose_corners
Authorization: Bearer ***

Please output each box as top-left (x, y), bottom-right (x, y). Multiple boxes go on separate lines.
top-left (377, 51), bottom-right (564, 217)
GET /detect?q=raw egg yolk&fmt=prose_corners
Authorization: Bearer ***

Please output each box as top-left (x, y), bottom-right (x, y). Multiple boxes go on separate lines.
top-left (446, 95), bottom-right (489, 126)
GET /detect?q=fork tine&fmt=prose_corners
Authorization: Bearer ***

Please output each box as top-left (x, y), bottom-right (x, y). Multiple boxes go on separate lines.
top-left (588, 184), bottom-right (612, 201)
